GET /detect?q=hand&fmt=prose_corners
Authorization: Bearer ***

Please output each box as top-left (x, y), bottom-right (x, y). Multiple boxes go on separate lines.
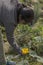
top-left (15, 45), bottom-right (29, 55)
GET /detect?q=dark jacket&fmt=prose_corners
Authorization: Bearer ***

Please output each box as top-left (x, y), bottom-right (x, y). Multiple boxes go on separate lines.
top-left (0, 0), bottom-right (21, 54)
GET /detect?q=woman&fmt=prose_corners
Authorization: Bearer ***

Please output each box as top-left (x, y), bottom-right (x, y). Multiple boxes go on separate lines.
top-left (0, 0), bottom-right (34, 65)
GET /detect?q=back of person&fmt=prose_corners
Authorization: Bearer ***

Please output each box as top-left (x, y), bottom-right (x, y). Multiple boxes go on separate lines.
top-left (0, 0), bottom-right (18, 26)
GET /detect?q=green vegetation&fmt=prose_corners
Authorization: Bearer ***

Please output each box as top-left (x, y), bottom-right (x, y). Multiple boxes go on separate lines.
top-left (1, 0), bottom-right (43, 65)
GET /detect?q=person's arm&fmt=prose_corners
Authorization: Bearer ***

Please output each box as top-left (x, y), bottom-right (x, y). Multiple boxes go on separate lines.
top-left (4, 23), bottom-right (21, 54)
top-left (1, 0), bottom-right (21, 54)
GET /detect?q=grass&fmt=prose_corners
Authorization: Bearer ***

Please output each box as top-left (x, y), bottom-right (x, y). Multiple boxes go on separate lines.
top-left (30, 62), bottom-right (43, 65)
top-left (1, 0), bottom-right (43, 65)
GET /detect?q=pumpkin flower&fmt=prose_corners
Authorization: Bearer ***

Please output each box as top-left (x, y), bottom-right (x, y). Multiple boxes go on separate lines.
top-left (21, 48), bottom-right (29, 54)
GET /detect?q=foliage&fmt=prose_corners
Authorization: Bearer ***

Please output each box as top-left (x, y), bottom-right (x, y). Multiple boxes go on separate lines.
top-left (14, 24), bottom-right (43, 48)
top-left (1, 0), bottom-right (43, 65)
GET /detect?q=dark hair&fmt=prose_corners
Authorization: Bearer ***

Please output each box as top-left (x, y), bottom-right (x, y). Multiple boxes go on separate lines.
top-left (21, 7), bottom-right (34, 21)
top-left (17, 3), bottom-right (34, 24)
top-left (17, 3), bottom-right (27, 22)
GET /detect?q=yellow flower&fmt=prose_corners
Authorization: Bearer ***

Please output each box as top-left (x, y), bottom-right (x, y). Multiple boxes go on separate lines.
top-left (21, 48), bottom-right (29, 54)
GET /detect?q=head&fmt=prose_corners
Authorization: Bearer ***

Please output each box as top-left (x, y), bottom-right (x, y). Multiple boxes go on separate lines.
top-left (17, 3), bottom-right (34, 26)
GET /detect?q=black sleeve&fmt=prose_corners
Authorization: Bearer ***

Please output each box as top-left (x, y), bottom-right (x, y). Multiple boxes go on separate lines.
top-left (4, 23), bottom-right (21, 54)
